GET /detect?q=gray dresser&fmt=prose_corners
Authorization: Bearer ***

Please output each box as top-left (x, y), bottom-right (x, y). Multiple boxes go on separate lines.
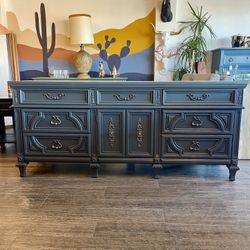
top-left (10, 80), bottom-right (247, 181)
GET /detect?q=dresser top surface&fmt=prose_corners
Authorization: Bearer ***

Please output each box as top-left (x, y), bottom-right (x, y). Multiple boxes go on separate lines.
top-left (9, 80), bottom-right (248, 89)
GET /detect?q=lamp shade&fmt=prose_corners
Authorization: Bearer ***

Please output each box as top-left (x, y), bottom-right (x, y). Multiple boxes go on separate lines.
top-left (0, 24), bottom-right (11, 35)
top-left (69, 14), bottom-right (94, 45)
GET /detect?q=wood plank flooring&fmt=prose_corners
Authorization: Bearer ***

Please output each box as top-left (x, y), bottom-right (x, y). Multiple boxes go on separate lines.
top-left (1, 143), bottom-right (250, 249)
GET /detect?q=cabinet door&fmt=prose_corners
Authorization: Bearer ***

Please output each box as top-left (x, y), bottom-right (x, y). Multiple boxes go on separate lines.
top-left (127, 110), bottom-right (154, 157)
top-left (98, 110), bottom-right (125, 157)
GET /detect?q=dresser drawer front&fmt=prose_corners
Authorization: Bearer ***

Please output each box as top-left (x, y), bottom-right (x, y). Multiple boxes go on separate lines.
top-left (20, 89), bottom-right (89, 105)
top-left (162, 111), bottom-right (234, 134)
top-left (163, 90), bottom-right (236, 105)
top-left (97, 90), bottom-right (156, 105)
top-left (162, 135), bottom-right (232, 158)
top-left (22, 110), bottom-right (90, 132)
top-left (224, 55), bottom-right (250, 65)
top-left (24, 134), bottom-right (90, 156)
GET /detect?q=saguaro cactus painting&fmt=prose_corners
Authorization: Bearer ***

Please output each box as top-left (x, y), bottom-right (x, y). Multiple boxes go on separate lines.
top-left (35, 2), bottom-right (56, 76)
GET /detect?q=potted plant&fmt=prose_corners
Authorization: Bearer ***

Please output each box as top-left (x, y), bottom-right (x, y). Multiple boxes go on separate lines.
top-left (176, 2), bottom-right (215, 76)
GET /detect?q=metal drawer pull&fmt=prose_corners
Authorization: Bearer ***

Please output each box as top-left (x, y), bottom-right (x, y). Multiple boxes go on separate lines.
top-left (108, 118), bottom-right (115, 148)
top-left (51, 139), bottom-right (63, 150)
top-left (228, 57), bottom-right (234, 62)
top-left (113, 94), bottom-right (136, 101)
top-left (191, 116), bottom-right (202, 127)
top-left (186, 93), bottom-right (209, 101)
top-left (50, 115), bottom-right (62, 126)
top-left (136, 118), bottom-right (143, 148)
top-left (43, 93), bottom-right (65, 100)
top-left (189, 141), bottom-right (200, 152)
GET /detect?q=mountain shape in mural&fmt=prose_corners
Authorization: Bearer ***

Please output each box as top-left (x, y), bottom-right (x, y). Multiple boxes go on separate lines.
top-left (7, 9), bottom-right (155, 56)
top-left (8, 8), bottom-right (155, 81)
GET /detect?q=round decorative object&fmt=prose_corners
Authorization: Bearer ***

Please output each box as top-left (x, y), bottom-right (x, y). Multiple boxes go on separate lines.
top-left (73, 48), bottom-right (92, 78)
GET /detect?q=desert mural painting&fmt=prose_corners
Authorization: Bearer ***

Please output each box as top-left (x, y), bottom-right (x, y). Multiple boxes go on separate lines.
top-left (6, 0), bottom-right (155, 80)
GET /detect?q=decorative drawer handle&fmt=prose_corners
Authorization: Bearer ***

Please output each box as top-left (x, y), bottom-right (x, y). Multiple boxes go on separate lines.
top-left (108, 118), bottom-right (115, 148)
top-left (191, 116), bottom-right (202, 127)
top-left (189, 141), bottom-right (200, 152)
top-left (186, 93), bottom-right (209, 101)
top-left (136, 118), bottom-right (143, 148)
top-left (228, 57), bottom-right (234, 63)
top-left (50, 115), bottom-right (62, 126)
top-left (43, 93), bottom-right (65, 100)
top-left (51, 139), bottom-right (63, 150)
top-left (113, 94), bottom-right (135, 101)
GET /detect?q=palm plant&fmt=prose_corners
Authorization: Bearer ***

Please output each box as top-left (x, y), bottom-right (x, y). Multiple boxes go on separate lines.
top-left (177, 2), bottom-right (215, 73)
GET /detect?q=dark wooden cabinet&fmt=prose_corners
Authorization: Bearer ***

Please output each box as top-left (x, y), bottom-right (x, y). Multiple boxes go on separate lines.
top-left (9, 80), bottom-right (248, 181)
top-left (0, 98), bottom-right (15, 152)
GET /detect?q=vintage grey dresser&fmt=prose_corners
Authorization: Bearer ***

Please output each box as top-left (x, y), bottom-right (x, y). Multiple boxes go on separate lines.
top-left (10, 80), bottom-right (247, 181)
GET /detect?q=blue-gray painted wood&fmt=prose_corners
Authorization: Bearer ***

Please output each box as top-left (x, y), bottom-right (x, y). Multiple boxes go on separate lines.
top-left (212, 48), bottom-right (250, 76)
top-left (9, 80), bottom-right (248, 180)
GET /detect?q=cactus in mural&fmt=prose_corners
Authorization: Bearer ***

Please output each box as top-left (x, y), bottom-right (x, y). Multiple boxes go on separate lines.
top-left (35, 3), bottom-right (56, 76)
top-left (97, 35), bottom-right (131, 73)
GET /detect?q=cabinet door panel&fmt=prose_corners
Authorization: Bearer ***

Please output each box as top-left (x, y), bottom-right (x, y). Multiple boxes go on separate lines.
top-left (98, 110), bottom-right (125, 157)
top-left (127, 110), bottom-right (154, 157)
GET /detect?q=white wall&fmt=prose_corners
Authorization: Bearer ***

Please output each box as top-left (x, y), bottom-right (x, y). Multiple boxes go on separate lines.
top-left (154, 0), bottom-right (250, 81)
top-left (0, 0), bottom-right (11, 98)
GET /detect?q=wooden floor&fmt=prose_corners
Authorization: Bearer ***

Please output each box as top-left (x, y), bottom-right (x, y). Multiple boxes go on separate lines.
top-left (1, 143), bottom-right (250, 249)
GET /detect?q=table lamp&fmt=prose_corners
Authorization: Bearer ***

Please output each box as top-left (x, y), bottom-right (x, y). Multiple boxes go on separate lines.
top-left (69, 14), bottom-right (94, 78)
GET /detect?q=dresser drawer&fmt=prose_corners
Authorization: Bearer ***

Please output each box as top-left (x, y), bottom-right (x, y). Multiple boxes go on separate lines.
top-left (162, 135), bottom-right (232, 158)
top-left (224, 55), bottom-right (250, 65)
top-left (22, 109), bottom-right (90, 133)
top-left (162, 111), bottom-right (234, 134)
top-left (24, 134), bottom-right (90, 156)
top-left (97, 90), bottom-right (156, 105)
top-left (163, 89), bottom-right (236, 105)
top-left (19, 89), bottom-right (89, 105)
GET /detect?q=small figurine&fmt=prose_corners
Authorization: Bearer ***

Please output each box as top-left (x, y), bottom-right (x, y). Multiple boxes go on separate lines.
top-left (111, 66), bottom-right (118, 78)
top-left (99, 61), bottom-right (105, 78)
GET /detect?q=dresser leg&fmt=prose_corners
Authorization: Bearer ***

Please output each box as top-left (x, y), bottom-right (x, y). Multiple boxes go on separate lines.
top-left (90, 163), bottom-right (100, 178)
top-left (227, 163), bottom-right (240, 181)
top-left (16, 162), bottom-right (28, 177)
top-left (153, 164), bottom-right (162, 179)
top-left (0, 143), bottom-right (6, 153)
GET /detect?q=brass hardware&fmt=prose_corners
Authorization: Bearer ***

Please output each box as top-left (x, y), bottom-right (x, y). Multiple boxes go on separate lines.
top-left (186, 93), bottom-right (209, 101)
top-left (51, 139), bottom-right (63, 150)
top-left (91, 90), bottom-right (95, 104)
top-left (113, 94), bottom-right (135, 101)
top-left (50, 115), bottom-right (62, 126)
top-left (43, 93), bottom-right (65, 100)
top-left (191, 116), bottom-right (202, 127)
top-left (136, 118), bottom-right (143, 148)
top-left (107, 118), bottom-right (115, 148)
top-left (189, 141), bottom-right (200, 152)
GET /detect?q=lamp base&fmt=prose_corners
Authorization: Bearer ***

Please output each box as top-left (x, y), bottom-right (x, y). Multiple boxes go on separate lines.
top-left (73, 45), bottom-right (92, 79)
top-left (77, 73), bottom-right (90, 78)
